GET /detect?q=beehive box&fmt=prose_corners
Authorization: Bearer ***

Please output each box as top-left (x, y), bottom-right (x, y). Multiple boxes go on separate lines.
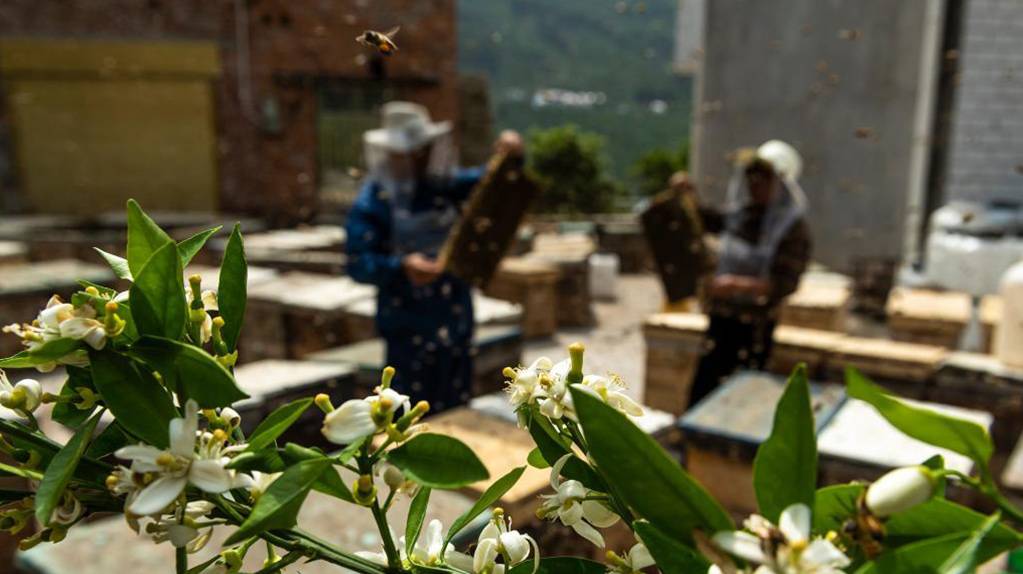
top-left (527, 233), bottom-right (596, 327)
top-left (886, 287), bottom-right (1002, 352)
top-left (778, 275), bottom-right (852, 332)
top-left (642, 312), bottom-right (708, 415)
top-left (596, 219), bottom-right (653, 274)
top-left (0, 241), bottom-right (28, 266)
top-left (825, 336), bottom-right (948, 398)
top-left (211, 226), bottom-right (347, 274)
top-left (304, 324), bottom-right (524, 400)
top-left (1001, 431), bottom-right (1023, 496)
top-left (232, 359), bottom-right (358, 445)
top-left (931, 352), bottom-right (1023, 452)
top-left (679, 371), bottom-right (845, 516)
top-left (818, 398), bottom-right (990, 507)
top-left (485, 257), bottom-right (561, 338)
top-left (768, 326), bottom-right (844, 380)
top-left (0, 260), bottom-right (115, 358)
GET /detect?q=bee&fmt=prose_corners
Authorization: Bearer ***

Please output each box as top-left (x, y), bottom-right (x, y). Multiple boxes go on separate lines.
top-left (356, 26), bottom-right (400, 56)
top-left (841, 492), bottom-right (886, 559)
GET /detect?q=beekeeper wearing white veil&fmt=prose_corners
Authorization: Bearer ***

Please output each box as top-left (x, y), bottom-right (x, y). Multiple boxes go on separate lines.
top-left (346, 101), bottom-right (524, 412)
top-left (688, 140), bottom-right (813, 407)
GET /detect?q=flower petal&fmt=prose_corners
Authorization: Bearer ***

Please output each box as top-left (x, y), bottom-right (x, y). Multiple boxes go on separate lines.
top-left (129, 475), bottom-right (187, 516)
top-left (445, 549), bottom-right (474, 572)
top-left (629, 543), bottom-right (655, 570)
top-left (322, 399), bottom-right (376, 444)
top-left (712, 531), bottom-right (767, 565)
top-left (501, 530), bottom-right (532, 564)
top-left (189, 459), bottom-right (235, 493)
top-left (167, 523), bottom-right (199, 548)
top-left (474, 538), bottom-right (499, 573)
top-left (550, 454), bottom-right (572, 490)
top-left (570, 519), bottom-right (605, 548)
top-left (801, 539), bottom-right (851, 568)
top-left (170, 401), bottom-right (200, 458)
top-left (116, 444), bottom-right (166, 469)
top-left (355, 551), bottom-right (389, 566)
top-left (581, 500), bottom-right (619, 528)
top-left (779, 503), bottom-right (811, 544)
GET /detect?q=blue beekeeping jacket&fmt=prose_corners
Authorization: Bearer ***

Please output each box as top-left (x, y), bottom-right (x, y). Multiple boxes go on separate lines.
top-left (345, 167), bottom-right (484, 345)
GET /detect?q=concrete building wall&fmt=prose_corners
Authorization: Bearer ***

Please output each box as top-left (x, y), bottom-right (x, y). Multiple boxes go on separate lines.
top-left (693, 0), bottom-right (939, 271)
top-left (943, 0), bottom-right (1023, 204)
top-left (673, 0), bottom-right (705, 74)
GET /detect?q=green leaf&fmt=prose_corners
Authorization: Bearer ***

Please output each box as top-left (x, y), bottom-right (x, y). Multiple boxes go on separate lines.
top-left (126, 199), bottom-right (174, 277)
top-left (0, 462), bottom-right (43, 481)
top-left (753, 364), bottom-right (817, 521)
top-left (921, 454), bottom-right (947, 496)
top-left (36, 410), bottom-right (103, 526)
top-left (446, 466), bottom-right (526, 546)
top-left (281, 444), bottom-right (354, 503)
top-left (51, 367), bottom-right (96, 429)
top-left (527, 412), bottom-right (603, 491)
top-left (86, 422), bottom-right (133, 459)
top-left (405, 487), bottom-right (432, 557)
top-left (855, 529), bottom-right (1015, 574)
top-left (570, 387), bottom-right (733, 542)
top-left (224, 458), bottom-right (329, 545)
top-left (225, 449), bottom-right (286, 473)
top-left (387, 433), bottom-right (489, 489)
top-left (177, 225), bottom-right (223, 267)
top-left (245, 398), bottom-right (313, 452)
top-left (94, 248), bottom-right (133, 280)
top-left (847, 369), bottom-right (993, 467)
top-left (527, 447), bottom-right (550, 469)
top-left (938, 512), bottom-right (1002, 574)
top-left (130, 241), bottom-right (186, 339)
top-left (886, 498), bottom-right (1021, 550)
top-left (0, 339), bottom-right (82, 369)
top-left (507, 557), bottom-right (606, 574)
top-left (634, 520), bottom-right (711, 574)
top-left (78, 280), bottom-right (118, 297)
top-left (218, 223), bottom-right (247, 352)
top-left (813, 484), bottom-right (863, 534)
top-left (130, 336), bottom-right (247, 407)
top-left (90, 350), bottom-right (176, 448)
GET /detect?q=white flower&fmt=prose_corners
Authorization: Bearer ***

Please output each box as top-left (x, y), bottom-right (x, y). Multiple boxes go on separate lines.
top-left (403, 519), bottom-right (473, 567)
top-left (537, 455), bottom-right (619, 547)
top-left (0, 370), bottom-right (43, 417)
top-left (864, 466), bottom-right (935, 518)
top-left (59, 317), bottom-right (108, 350)
top-left (3, 296), bottom-right (95, 371)
top-left (248, 471), bottom-right (281, 501)
top-left (114, 400), bottom-right (251, 516)
top-left (608, 542), bottom-right (655, 574)
top-left (471, 514), bottom-right (538, 574)
top-left (575, 374), bottom-right (643, 417)
top-left (322, 386), bottom-right (410, 445)
top-left (712, 503), bottom-right (850, 574)
top-left (505, 357), bottom-right (553, 409)
top-left (146, 501), bottom-right (216, 553)
top-left (536, 359), bottom-right (576, 421)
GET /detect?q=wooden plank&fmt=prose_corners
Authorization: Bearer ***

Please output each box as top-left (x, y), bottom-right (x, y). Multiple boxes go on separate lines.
top-left (439, 153), bottom-right (540, 289)
top-left (640, 189), bottom-right (707, 303)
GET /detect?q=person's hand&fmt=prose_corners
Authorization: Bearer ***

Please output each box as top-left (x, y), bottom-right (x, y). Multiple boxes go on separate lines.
top-left (494, 130), bottom-right (524, 157)
top-left (402, 253), bottom-right (442, 286)
top-left (710, 274), bottom-right (770, 300)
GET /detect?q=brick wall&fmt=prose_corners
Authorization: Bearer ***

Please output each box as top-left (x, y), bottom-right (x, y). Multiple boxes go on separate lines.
top-left (0, 0), bottom-right (459, 224)
top-left (943, 0), bottom-right (1023, 204)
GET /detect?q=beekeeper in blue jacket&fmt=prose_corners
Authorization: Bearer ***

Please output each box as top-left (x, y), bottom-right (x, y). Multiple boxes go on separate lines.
top-left (346, 101), bottom-right (523, 412)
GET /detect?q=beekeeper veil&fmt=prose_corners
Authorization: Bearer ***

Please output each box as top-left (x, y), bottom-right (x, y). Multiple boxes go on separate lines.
top-left (363, 101), bottom-right (459, 257)
top-left (717, 139), bottom-right (808, 279)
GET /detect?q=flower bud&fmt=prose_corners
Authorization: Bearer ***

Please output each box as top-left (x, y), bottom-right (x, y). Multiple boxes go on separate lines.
top-left (394, 401), bottom-right (429, 433)
top-left (380, 366), bottom-right (396, 389)
top-left (567, 342), bottom-right (585, 386)
top-left (865, 465), bottom-right (936, 518)
top-left (353, 474), bottom-right (377, 506)
top-left (314, 393), bottom-right (334, 414)
top-left (85, 286), bottom-right (100, 296)
top-left (381, 464), bottom-right (406, 490)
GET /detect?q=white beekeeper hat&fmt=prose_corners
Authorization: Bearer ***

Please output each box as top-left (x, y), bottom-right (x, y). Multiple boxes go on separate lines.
top-left (753, 139), bottom-right (803, 181)
top-left (363, 101), bottom-right (452, 154)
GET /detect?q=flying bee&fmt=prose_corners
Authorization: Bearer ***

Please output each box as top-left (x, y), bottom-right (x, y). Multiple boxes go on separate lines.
top-left (356, 26), bottom-right (400, 56)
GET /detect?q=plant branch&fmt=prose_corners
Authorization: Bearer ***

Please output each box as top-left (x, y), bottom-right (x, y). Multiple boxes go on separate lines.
top-left (176, 546), bottom-right (188, 574)
top-left (252, 550), bottom-right (304, 574)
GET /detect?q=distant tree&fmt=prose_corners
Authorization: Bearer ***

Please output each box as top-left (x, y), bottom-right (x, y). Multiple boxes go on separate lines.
top-left (527, 125), bottom-right (624, 214)
top-left (632, 141), bottom-right (690, 197)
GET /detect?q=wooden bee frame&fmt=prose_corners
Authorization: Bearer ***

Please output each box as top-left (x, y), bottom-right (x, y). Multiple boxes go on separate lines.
top-left (640, 189), bottom-right (708, 303)
top-left (438, 152), bottom-right (540, 288)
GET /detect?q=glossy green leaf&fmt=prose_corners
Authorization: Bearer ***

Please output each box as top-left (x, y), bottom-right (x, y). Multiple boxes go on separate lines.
top-left (527, 447), bottom-right (550, 469)
top-left (886, 498), bottom-right (1021, 550)
top-left (570, 387), bottom-right (733, 542)
top-left (130, 336), bottom-right (247, 407)
top-left (813, 484), bottom-right (862, 534)
top-left (94, 248), bottom-right (133, 280)
top-left (245, 398), bottom-right (313, 452)
top-left (634, 520), bottom-right (711, 574)
top-left (85, 422), bottom-right (133, 459)
top-left (507, 557), bottom-right (606, 574)
top-left (281, 444), bottom-right (354, 503)
top-left (938, 512), bottom-right (1002, 574)
top-left (406, 487), bottom-right (432, 556)
top-left (225, 449), bottom-right (286, 473)
top-left (847, 369), bottom-right (993, 466)
top-left (90, 350), bottom-right (176, 448)
top-left (130, 241), bottom-right (186, 339)
top-left (855, 529), bottom-right (1014, 574)
top-left (0, 339), bottom-right (84, 368)
top-left (753, 364), bottom-right (817, 521)
top-left (177, 225), bottom-right (223, 267)
top-left (224, 458), bottom-right (329, 545)
top-left (387, 433), bottom-right (489, 489)
top-left (78, 280), bottom-right (118, 297)
top-left (527, 412), bottom-right (603, 491)
top-left (126, 199), bottom-right (174, 277)
top-left (218, 223), bottom-right (247, 352)
top-left (36, 410), bottom-right (103, 526)
top-left (446, 466), bottom-right (525, 547)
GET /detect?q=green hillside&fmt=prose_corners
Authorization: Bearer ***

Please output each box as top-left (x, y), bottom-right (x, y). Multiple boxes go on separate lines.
top-left (458, 0), bottom-right (692, 183)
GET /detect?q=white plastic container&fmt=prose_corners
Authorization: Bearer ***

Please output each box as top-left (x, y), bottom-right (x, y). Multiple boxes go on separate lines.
top-left (588, 253), bottom-right (620, 301)
top-left (995, 259), bottom-right (1023, 368)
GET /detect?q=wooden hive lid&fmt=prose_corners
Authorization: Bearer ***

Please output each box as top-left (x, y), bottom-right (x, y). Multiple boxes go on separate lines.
top-left (773, 326), bottom-right (846, 350)
top-left (886, 287), bottom-right (972, 323)
top-left (643, 312), bottom-right (709, 334)
top-left (496, 256), bottom-right (561, 277)
top-left (832, 336), bottom-right (948, 366)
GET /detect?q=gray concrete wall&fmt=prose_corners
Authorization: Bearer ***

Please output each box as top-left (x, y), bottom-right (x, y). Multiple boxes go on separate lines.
top-left (693, 0), bottom-right (937, 271)
top-left (943, 0), bottom-right (1023, 204)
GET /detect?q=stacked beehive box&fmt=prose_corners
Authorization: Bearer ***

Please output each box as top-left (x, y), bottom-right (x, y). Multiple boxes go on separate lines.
top-left (886, 287), bottom-right (1002, 352)
top-left (642, 312), bottom-right (708, 415)
top-left (824, 336), bottom-right (948, 398)
top-left (485, 257), bottom-right (561, 338)
top-left (679, 371), bottom-right (845, 517)
top-left (0, 260), bottom-right (115, 357)
top-left (0, 241), bottom-right (27, 266)
top-left (931, 352), bottom-right (1023, 452)
top-left (526, 233), bottom-right (596, 327)
top-left (778, 272), bottom-right (852, 332)
top-left (212, 226), bottom-right (346, 274)
top-left (595, 218), bottom-right (652, 273)
top-left (767, 326), bottom-right (845, 380)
